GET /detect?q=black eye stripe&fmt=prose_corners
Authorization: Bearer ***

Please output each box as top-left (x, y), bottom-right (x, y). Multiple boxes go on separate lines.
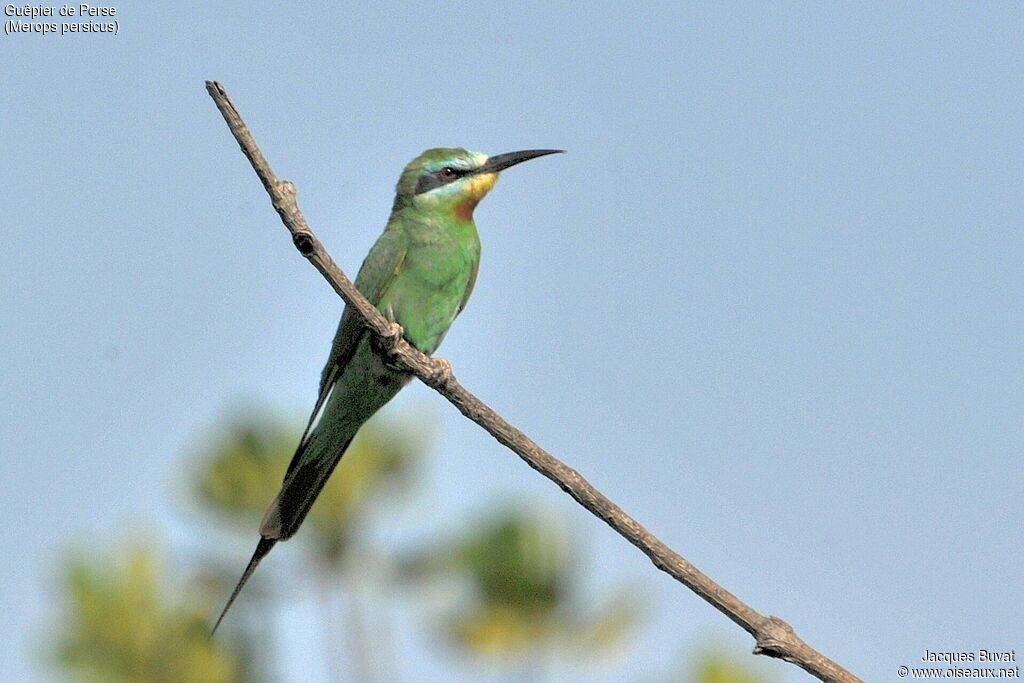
top-left (441, 166), bottom-right (469, 179)
top-left (414, 166), bottom-right (471, 195)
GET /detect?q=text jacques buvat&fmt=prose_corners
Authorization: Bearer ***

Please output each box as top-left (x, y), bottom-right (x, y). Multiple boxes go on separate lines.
top-left (5, 4), bottom-right (118, 35)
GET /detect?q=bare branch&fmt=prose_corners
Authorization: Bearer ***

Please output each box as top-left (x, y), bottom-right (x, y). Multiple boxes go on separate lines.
top-left (204, 80), bottom-right (863, 683)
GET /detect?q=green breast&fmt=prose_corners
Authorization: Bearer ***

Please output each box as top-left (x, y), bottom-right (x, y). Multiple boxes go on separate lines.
top-left (383, 219), bottom-right (480, 355)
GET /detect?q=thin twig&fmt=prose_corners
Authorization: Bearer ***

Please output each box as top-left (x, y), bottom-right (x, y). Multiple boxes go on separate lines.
top-left (204, 80), bottom-right (863, 683)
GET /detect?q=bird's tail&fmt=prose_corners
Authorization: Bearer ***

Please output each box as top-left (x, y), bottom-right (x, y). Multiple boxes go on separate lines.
top-left (259, 433), bottom-right (355, 541)
top-left (210, 428), bottom-right (356, 635)
top-left (209, 536), bottom-right (277, 637)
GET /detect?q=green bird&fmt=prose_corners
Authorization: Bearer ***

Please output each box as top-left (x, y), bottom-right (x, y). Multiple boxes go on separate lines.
top-left (211, 147), bottom-right (561, 634)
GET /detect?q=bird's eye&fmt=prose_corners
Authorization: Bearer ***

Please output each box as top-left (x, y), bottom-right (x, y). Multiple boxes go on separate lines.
top-left (439, 167), bottom-right (457, 180)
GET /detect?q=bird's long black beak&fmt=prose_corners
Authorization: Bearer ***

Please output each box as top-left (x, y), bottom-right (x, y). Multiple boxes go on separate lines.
top-left (474, 149), bottom-right (563, 174)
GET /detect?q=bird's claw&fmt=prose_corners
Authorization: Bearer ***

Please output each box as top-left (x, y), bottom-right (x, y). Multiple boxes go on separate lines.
top-left (372, 321), bottom-right (406, 369)
top-left (381, 321), bottom-right (404, 348)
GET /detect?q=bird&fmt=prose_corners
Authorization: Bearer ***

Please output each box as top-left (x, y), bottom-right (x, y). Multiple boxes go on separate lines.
top-left (210, 147), bottom-right (562, 635)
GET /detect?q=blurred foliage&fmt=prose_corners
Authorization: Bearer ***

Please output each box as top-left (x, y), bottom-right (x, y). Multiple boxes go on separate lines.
top-left (49, 406), bottom-right (773, 683)
top-left (693, 652), bottom-right (772, 683)
top-left (195, 411), bottom-right (426, 565)
top-left (400, 508), bottom-right (638, 669)
top-left (53, 546), bottom-right (252, 683)
top-left (643, 645), bottom-right (779, 683)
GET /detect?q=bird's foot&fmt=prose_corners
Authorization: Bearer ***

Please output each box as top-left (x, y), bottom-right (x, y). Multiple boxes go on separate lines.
top-left (425, 357), bottom-right (453, 387)
top-left (373, 321), bottom-right (407, 370)
top-left (380, 321), bottom-right (404, 349)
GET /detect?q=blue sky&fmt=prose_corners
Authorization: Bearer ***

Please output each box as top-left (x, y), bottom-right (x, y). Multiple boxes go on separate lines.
top-left (2, 3), bottom-right (1021, 681)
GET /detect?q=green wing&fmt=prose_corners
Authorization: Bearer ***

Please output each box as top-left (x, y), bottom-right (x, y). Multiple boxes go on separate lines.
top-left (320, 227), bottom-right (407, 393)
top-left (291, 227), bottom-right (407, 460)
